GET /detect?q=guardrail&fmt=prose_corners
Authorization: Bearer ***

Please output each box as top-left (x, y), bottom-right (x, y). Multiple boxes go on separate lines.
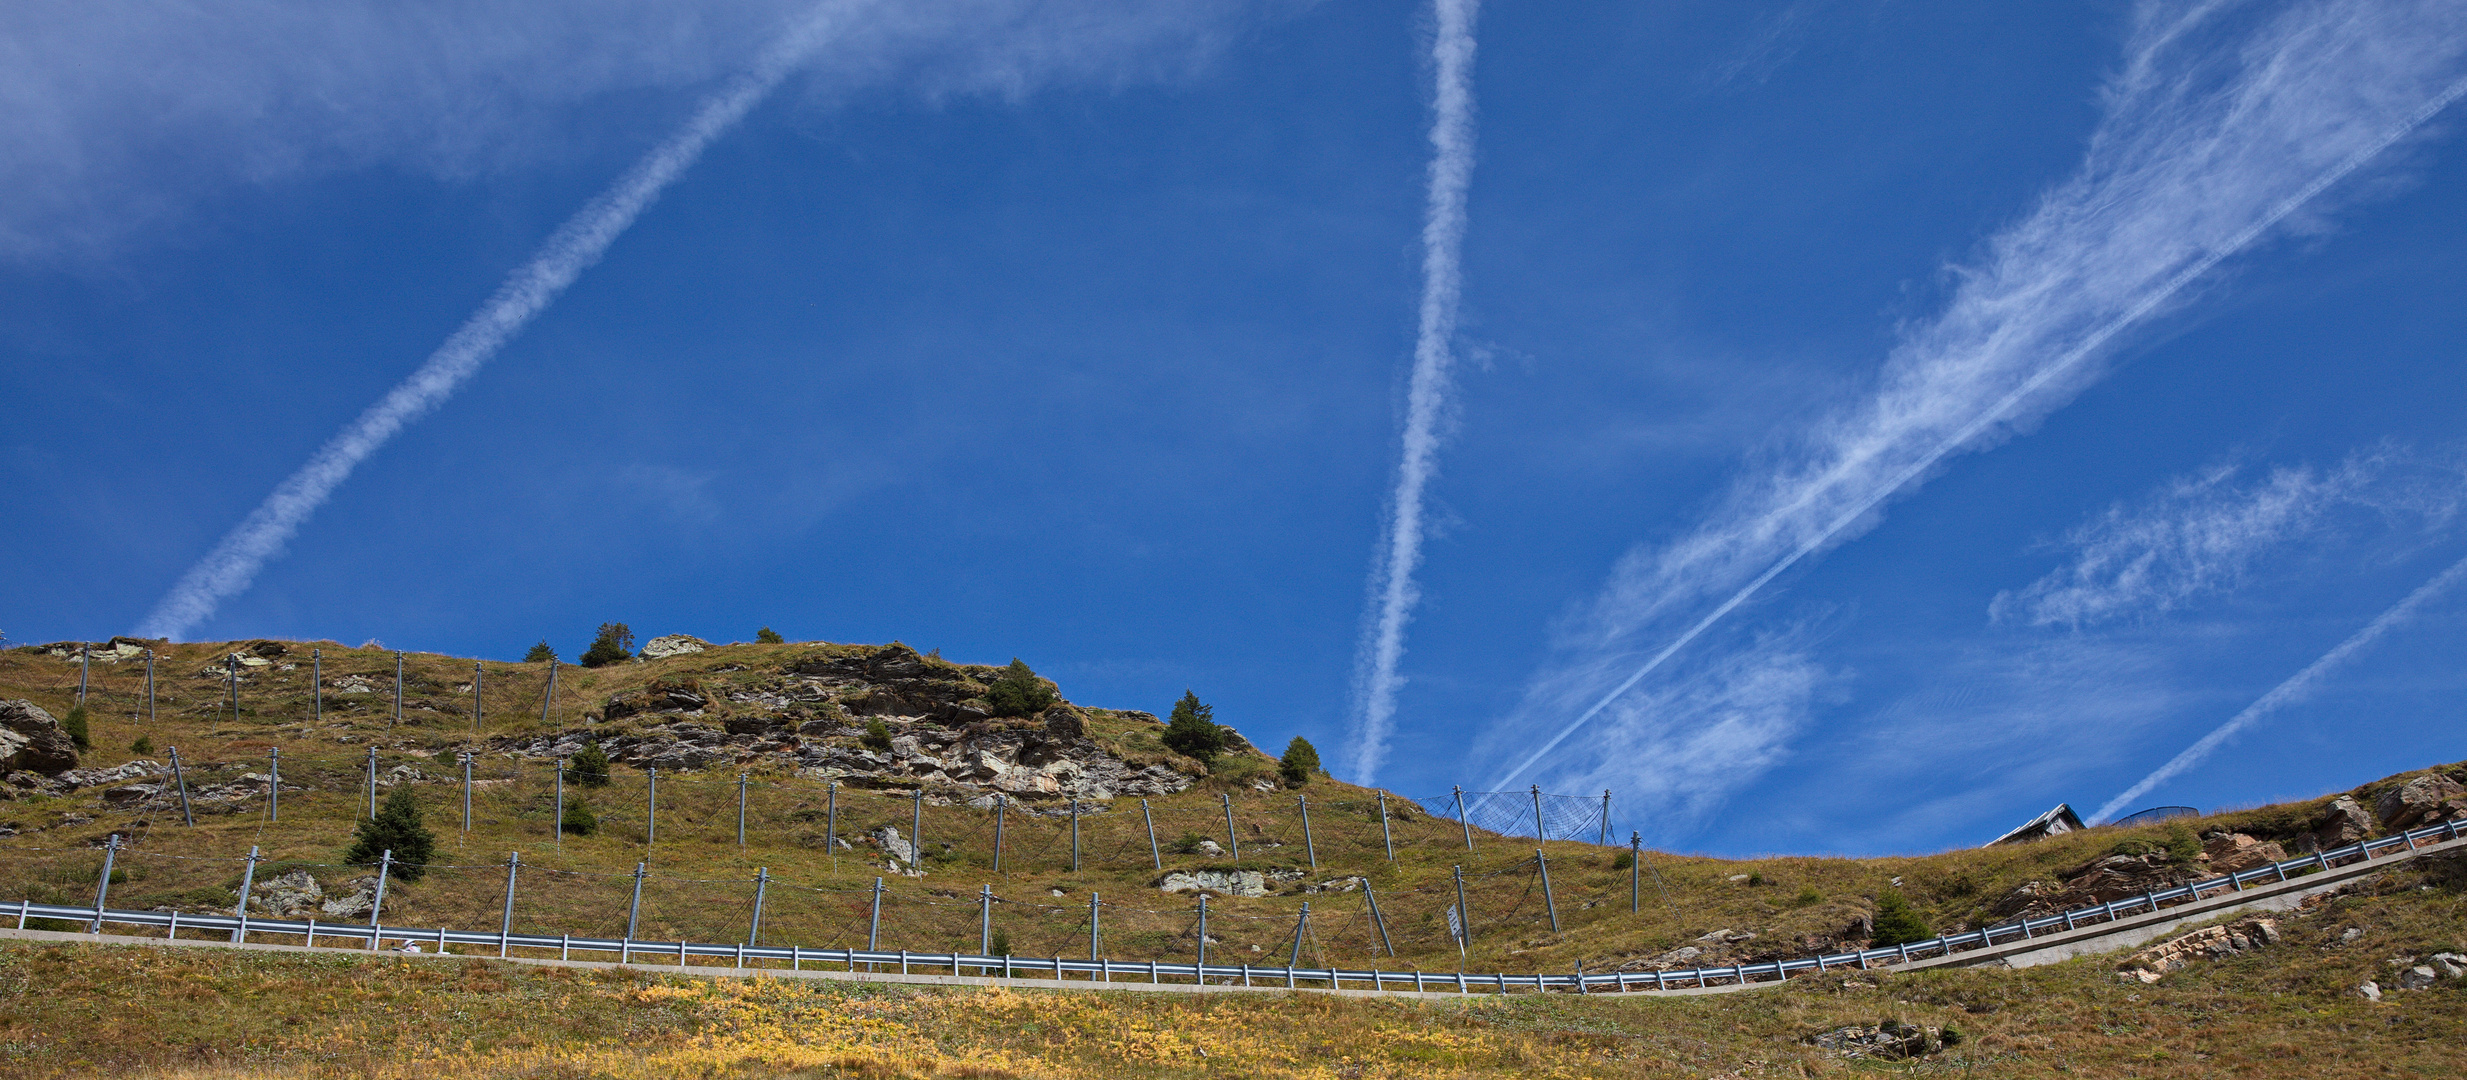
top-left (12, 817), bottom-right (2459, 996)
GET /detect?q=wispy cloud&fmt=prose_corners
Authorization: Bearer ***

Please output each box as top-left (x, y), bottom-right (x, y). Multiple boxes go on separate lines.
top-left (1480, 0), bottom-right (2467, 803)
top-left (2091, 546), bottom-right (2467, 823)
top-left (124, 0), bottom-right (1284, 640)
top-left (1993, 447), bottom-right (2466, 628)
top-left (1348, 0), bottom-right (1480, 784)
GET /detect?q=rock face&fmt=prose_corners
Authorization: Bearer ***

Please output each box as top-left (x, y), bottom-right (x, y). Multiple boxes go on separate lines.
top-left (2201, 832), bottom-right (2287, 875)
top-left (2311, 796), bottom-right (2376, 850)
top-left (320, 877), bottom-right (382, 919)
top-left (639, 635), bottom-right (710, 660)
top-left (1156, 869), bottom-right (1269, 898)
top-left (2117, 917), bottom-right (2279, 983)
top-left (2374, 774), bottom-right (2467, 832)
top-left (1808, 1022), bottom-right (1954, 1060)
top-left (1996, 850), bottom-right (2197, 920)
top-left (0, 700), bottom-right (79, 775)
top-left (248, 869), bottom-right (324, 918)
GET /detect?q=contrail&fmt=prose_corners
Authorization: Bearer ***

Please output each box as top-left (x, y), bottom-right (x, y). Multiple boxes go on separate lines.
top-left (1347, 0), bottom-right (1481, 783)
top-left (1488, 2), bottom-right (2467, 793)
top-left (134, 1), bottom-right (870, 640)
top-left (2091, 547), bottom-right (2467, 824)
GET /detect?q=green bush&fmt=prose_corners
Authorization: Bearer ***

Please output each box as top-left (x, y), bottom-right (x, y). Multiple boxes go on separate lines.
top-left (566, 743), bottom-right (611, 788)
top-left (1169, 832), bottom-right (1208, 855)
top-left (1279, 737), bottom-right (1320, 785)
top-left (1792, 886), bottom-right (1823, 907)
top-left (1870, 889), bottom-right (1932, 947)
top-left (560, 800), bottom-right (598, 837)
top-left (985, 658), bottom-right (1058, 718)
top-left (60, 705), bottom-right (90, 750)
top-left (579, 623), bottom-right (635, 668)
top-left (342, 788), bottom-right (437, 882)
top-left (2164, 822), bottom-right (2202, 864)
top-left (862, 719), bottom-right (893, 752)
top-left (1162, 691), bottom-right (1224, 764)
top-left (524, 641), bottom-right (558, 663)
top-left (989, 928), bottom-right (1011, 957)
top-left (1610, 851), bottom-right (1634, 870)
top-left (130, 735), bottom-right (153, 754)
top-left (756, 627), bottom-right (785, 644)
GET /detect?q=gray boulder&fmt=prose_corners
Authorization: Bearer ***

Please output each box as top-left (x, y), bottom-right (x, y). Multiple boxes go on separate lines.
top-left (0, 700), bottom-right (79, 775)
top-left (248, 869), bottom-right (324, 918)
top-left (1155, 869), bottom-right (1268, 898)
top-left (639, 635), bottom-right (710, 660)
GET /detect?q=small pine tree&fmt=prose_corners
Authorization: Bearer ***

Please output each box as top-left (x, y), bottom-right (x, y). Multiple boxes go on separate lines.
top-left (579, 623), bottom-right (635, 668)
top-left (343, 788), bottom-right (437, 882)
top-left (1161, 691), bottom-right (1223, 764)
top-left (131, 735), bottom-right (153, 754)
top-left (566, 743), bottom-right (612, 788)
top-left (1279, 736), bottom-right (1320, 785)
top-left (862, 719), bottom-right (893, 752)
top-left (560, 800), bottom-right (598, 837)
top-left (60, 705), bottom-right (90, 750)
top-left (1870, 889), bottom-right (1932, 947)
top-left (524, 641), bottom-right (558, 663)
top-left (985, 658), bottom-right (1059, 718)
top-left (756, 627), bottom-right (785, 644)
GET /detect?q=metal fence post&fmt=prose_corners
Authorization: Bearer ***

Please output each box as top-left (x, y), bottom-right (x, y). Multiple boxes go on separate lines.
top-left (1537, 849), bottom-right (1560, 932)
top-left (1070, 787), bottom-right (1081, 872)
top-left (499, 852), bottom-right (521, 957)
top-left (867, 877), bottom-right (884, 951)
top-left (1452, 865), bottom-right (1470, 960)
top-left (554, 758), bottom-right (566, 844)
top-left (991, 791), bottom-right (1003, 871)
top-left (226, 652), bottom-right (239, 721)
top-left (366, 849), bottom-right (393, 949)
top-left (624, 862), bottom-right (646, 960)
top-left (1630, 832), bottom-right (1641, 913)
top-left (647, 767), bottom-right (658, 846)
top-left (1287, 902), bottom-right (1310, 976)
top-left (232, 846), bottom-right (261, 944)
top-left (1299, 795), bottom-right (1317, 870)
top-left (144, 648), bottom-right (156, 723)
top-left (1089, 892), bottom-right (1102, 964)
top-left (268, 747), bottom-right (281, 822)
top-left (1455, 786), bottom-right (1473, 851)
top-left (1142, 799), bottom-right (1161, 870)
top-left (979, 884), bottom-right (993, 963)
top-left (1365, 883), bottom-right (1395, 957)
top-left (364, 746), bottom-right (378, 820)
top-left (739, 774), bottom-right (750, 847)
top-left (1196, 895), bottom-right (1209, 978)
top-left (749, 868), bottom-right (770, 945)
top-left (912, 787), bottom-right (924, 867)
top-left (540, 659), bottom-right (557, 725)
top-left (78, 643), bottom-right (90, 703)
top-left (1530, 786), bottom-right (1545, 841)
top-left (1378, 790), bottom-right (1395, 862)
top-left (1222, 793), bottom-right (1239, 864)
top-left (461, 753), bottom-right (473, 832)
top-left (312, 648), bottom-right (322, 724)
top-left (393, 651), bottom-right (403, 726)
top-left (472, 660), bottom-right (483, 731)
top-left (87, 835), bottom-right (119, 933)
top-left (827, 779), bottom-right (839, 857)
top-left (167, 746), bottom-right (195, 827)
top-left (1600, 790), bottom-right (1611, 845)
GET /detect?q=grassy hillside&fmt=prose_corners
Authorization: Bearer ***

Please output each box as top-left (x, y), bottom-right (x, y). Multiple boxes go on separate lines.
top-left (0, 636), bottom-right (2459, 981)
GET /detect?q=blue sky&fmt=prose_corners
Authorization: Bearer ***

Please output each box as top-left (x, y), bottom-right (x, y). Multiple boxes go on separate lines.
top-left (6, 0), bottom-right (2466, 856)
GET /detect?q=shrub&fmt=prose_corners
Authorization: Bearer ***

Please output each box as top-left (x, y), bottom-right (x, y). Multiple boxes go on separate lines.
top-left (131, 735), bottom-right (153, 754)
top-left (1792, 885), bottom-right (1823, 907)
top-left (1870, 889), bottom-right (1932, 947)
top-left (1169, 832), bottom-right (1208, 855)
top-left (862, 719), bottom-right (893, 752)
top-left (60, 705), bottom-right (90, 750)
top-left (1162, 691), bottom-right (1224, 764)
top-left (579, 623), bottom-right (635, 668)
top-left (524, 641), bottom-right (558, 663)
top-left (756, 627), bottom-right (785, 644)
top-left (2163, 822), bottom-right (2201, 864)
top-left (989, 928), bottom-right (1011, 957)
top-left (1279, 737), bottom-right (1320, 785)
top-left (985, 658), bottom-right (1058, 718)
top-left (343, 788), bottom-right (437, 882)
top-left (1746, 872), bottom-right (1764, 887)
top-left (1610, 851), bottom-right (1634, 870)
top-left (566, 743), bottom-right (611, 788)
top-left (560, 800), bottom-right (598, 837)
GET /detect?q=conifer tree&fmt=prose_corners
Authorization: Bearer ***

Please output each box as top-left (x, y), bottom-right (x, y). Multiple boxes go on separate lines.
top-left (985, 658), bottom-right (1058, 718)
top-left (1162, 691), bottom-right (1224, 764)
top-left (579, 623), bottom-right (634, 668)
top-left (60, 704), bottom-right (90, 750)
top-left (1279, 736), bottom-right (1320, 785)
top-left (343, 788), bottom-right (437, 881)
top-left (524, 641), bottom-right (558, 663)
top-left (756, 627), bottom-right (785, 644)
top-left (566, 742), bottom-right (611, 788)
top-left (1870, 890), bottom-right (1932, 947)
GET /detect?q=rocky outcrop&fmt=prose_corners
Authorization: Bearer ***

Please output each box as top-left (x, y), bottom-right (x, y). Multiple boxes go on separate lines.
top-left (2311, 796), bottom-right (2376, 850)
top-left (1808, 1021), bottom-right (1957, 1060)
top-left (2201, 832), bottom-right (2287, 875)
top-left (1156, 869), bottom-right (1269, 898)
top-left (321, 876), bottom-right (383, 919)
top-left (2117, 917), bottom-right (2279, 983)
top-left (0, 700), bottom-right (79, 775)
top-left (247, 869), bottom-right (324, 918)
top-left (2374, 774), bottom-right (2467, 832)
top-left (639, 635), bottom-right (710, 660)
top-left (1996, 850), bottom-right (2198, 920)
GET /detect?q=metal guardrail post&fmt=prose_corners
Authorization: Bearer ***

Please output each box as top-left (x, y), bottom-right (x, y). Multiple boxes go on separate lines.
top-left (1537, 849), bottom-right (1559, 932)
top-left (87, 836), bottom-right (119, 934)
top-left (1299, 795), bottom-right (1317, 870)
top-left (232, 846), bottom-right (260, 944)
top-left (498, 851), bottom-right (521, 956)
top-left (168, 746), bottom-right (194, 827)
top-left (1378, 790), bottom-right (1395, 862)
top-left (1142, 799), bottom-right (1161, 870)
top-left (366, 850), bottom-right (393, 949)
